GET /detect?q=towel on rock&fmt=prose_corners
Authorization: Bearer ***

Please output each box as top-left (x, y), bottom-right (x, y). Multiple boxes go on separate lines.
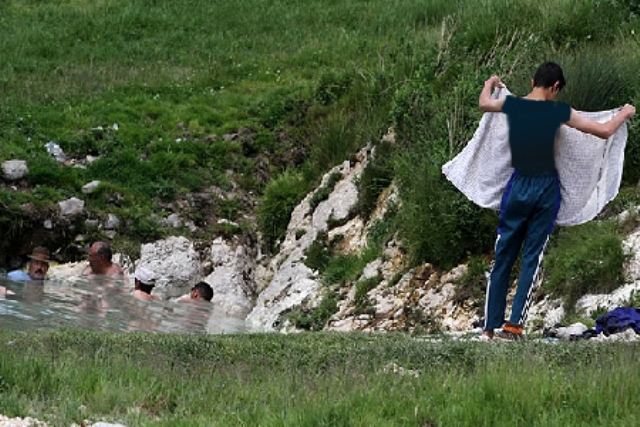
top-left (442, 87), bottom-right (628, 226)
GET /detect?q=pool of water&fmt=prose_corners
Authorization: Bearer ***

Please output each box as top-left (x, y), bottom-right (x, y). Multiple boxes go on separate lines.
top-left (0, 276), bottom-right (249, 334)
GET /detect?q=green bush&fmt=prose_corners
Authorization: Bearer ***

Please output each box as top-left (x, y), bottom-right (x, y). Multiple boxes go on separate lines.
top-left (543, 221), bottom-right (628, 305)
top-left (322, 253), bottom-right (367, 287)
top-left (257, 169), bottom-right (311, 252)
top-left (304, 231), bottom-right (331, 272)
top-left (27, 155), bottom-right (83, 192)
top-left (124, 207), bottom-right (163, 241)
top-left (285, 292), bottom-right (339, 331)
top-left (356, 141), bottom-right (394, 220)
top-left (309, 171), bottom-right (343, 209)
top-left (315, 70), bottom-right (354, 106)
top-left (354, 275), bottom-right (380, 313)
top-left (395, 144), bottom-right (496, 269)
top-left (557, 44), bottom-right (639, 112)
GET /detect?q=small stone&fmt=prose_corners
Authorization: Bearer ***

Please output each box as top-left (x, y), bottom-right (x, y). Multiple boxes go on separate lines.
top-left (85, 219), bottom-right (100, 228)
top-left (103, 213), bottom-right (120, 230)
top-left (43, 219), bottom-right (53, 230)
top-left (1, 159), bottom-right (29, 181)
top-left (58, 197), bottom-right (85, 217)
top-left (82, 180), bottom-right (101, 194)
top-left (164, 213), bottom-right (182, 228)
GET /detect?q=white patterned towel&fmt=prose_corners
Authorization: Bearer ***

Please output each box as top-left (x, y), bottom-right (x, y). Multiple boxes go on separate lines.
top-left (442, 87), bottom-right (628, 226)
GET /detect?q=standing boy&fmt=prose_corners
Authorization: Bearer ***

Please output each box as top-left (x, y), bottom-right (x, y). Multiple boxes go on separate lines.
top-left (478, 62), bottom-right (635, 339)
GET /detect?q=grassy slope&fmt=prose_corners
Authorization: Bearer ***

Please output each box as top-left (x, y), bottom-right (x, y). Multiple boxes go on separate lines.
top-left (1, 0), bottom-right (639, 268)
top-left (0, 0), bottom-right (447, 258)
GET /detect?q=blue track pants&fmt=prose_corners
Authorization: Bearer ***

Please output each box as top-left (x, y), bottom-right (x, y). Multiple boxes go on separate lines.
top-left (484, 170), bottom-right (561, 331)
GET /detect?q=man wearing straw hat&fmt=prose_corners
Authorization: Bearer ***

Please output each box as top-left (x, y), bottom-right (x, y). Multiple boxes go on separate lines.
top-left (7, 246), bottom-right (51, 281)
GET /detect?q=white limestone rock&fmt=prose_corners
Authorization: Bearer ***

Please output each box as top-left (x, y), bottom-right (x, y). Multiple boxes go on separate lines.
top-left (1, 160), bottom-right (28, 181)
top-left (58, 197), bottom-right (85, 217)
top-left (135, 236), bottom-right (202, 298)
top-left (203, 237), bottom-right (255, 316)
top-left (247, 146), bottom-right (371, 331)
top-left (82, 180), bottom-right (101, 194)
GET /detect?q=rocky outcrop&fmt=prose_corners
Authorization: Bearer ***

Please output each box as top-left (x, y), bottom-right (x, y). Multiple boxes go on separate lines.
top-left (246, 146), bottom-right (371, 331)
top-left (134, 236), bottom-right (202, 298)
top-left (202, 237), bottom-right (255, 316)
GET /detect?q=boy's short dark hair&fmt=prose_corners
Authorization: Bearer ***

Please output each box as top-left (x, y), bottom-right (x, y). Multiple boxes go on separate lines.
top-left (193, 281), bottom-right (214, 301)
top-left (533, 62), bottom-right (566, 91)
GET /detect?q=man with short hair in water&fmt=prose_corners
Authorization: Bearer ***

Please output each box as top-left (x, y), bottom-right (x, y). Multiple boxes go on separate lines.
top-left (82, 241), bottom-right (124, 276)
top-left (177, 281), bottom-right (214, 302)
top-left (479, 62), bottom-right (635, 340)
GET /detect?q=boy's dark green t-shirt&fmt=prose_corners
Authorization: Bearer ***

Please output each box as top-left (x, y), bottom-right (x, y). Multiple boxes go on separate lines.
top-left (502, 95), bottom-right (571, 174)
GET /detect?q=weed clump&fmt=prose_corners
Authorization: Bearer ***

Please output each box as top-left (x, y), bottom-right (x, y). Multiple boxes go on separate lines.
top-left (543, 221), bottom-right (628, 306)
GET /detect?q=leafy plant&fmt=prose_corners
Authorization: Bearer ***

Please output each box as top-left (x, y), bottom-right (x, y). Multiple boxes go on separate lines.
top-left (304, 231), bottom-right (331, 272)
top-left (543, 221), bottom-right (628, 305)
top-left (354, 275), bottom-right (381, 314)
top-left (285, 292), bottom-right (339, 330)
top-left (257, 169), bottom-right (311, 252)
top-left (356, 141), bottom-right (395, 220)
top-left (309, 171), bottom-right (343, 209)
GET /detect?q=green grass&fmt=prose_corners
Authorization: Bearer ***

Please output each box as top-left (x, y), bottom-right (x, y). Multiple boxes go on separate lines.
top-left (0, 0), bottom-right (448, 249)
top-left (2, 0), bottom-right (640, 312)
top-left (2, 330), bottom-right (640, 426)
top-left (543, 221), bottom-right (628, 306)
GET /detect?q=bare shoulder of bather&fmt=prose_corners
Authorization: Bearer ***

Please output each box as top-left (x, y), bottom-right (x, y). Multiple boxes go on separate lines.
top-left (105, 262), bottom-right (124, 276)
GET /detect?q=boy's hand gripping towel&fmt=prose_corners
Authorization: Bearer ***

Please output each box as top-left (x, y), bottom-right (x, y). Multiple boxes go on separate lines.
top-left (442, 87), bottom-right (628, 226)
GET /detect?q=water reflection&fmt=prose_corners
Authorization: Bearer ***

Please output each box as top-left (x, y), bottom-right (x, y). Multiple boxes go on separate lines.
top-left (0, 276), bottom-right (248, 334)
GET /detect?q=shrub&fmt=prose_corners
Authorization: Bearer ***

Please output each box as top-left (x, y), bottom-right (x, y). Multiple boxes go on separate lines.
top-left (357, 141), bottom-right (394, 220)
top-left (395, 144), bottom-right (497, 269)
top-left (322, 253), bottom-right (367, 287)
top-left (354, 275), bottom-right (381, 314)
top-left (256, 86), bottom-right (312, 130)
top-left (304, 231), bottom-right (331, 272)
top-left (556, 45), bottom-right (638, 112)
top-left (309, 171), bottom-right (343, 209)
top-left (257, 169), bottom-right (310, 252)
top-left (285, 291), bottom-right (339, 331)
top-left (543, 221), bottom-right (628, 305)
top-left (315, 70), bottom-right (354, 106)
top-left (27, 155), bottom-right (83, 192)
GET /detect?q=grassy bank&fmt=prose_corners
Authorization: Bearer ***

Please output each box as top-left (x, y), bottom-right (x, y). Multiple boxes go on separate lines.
top-left (0, 0), bottom-right (441, 257)
top-left (1, 330), bottom-right (639, 426)
top-left (3, 0), bottom-right (638, 260)
top-left (2, 0), bottom-right (640, 318)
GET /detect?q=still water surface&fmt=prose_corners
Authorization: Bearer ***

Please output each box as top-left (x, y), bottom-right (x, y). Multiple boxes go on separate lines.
top-left (0, 276), bottom-right (249, 334)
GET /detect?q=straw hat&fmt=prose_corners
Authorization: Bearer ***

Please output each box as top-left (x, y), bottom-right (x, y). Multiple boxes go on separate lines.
top-left (27, 246), bottom-right (50, 264)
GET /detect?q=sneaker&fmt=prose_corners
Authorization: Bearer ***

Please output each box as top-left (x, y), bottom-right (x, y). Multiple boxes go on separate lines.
top-left (495, 322), bottom-right (524, 341)
top-left (494, 330), bottom-right (524, 341)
